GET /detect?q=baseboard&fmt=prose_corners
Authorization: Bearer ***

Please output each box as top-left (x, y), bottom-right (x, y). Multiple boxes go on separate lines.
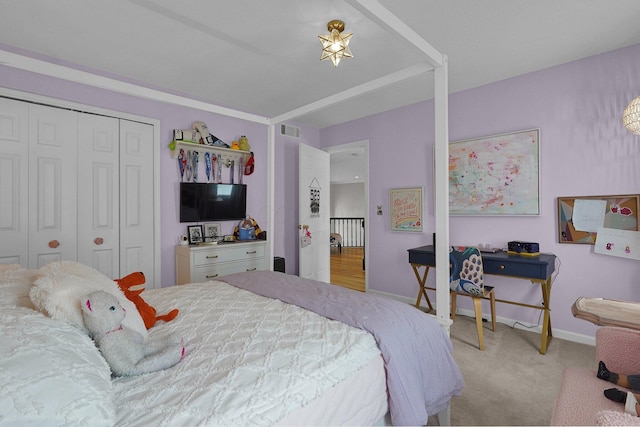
top-left (368, 289), bottom-right (595, 347)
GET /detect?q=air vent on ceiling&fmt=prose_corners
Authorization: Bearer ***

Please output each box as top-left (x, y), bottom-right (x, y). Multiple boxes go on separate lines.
top-left (280, 123), bottom-right (301, 139)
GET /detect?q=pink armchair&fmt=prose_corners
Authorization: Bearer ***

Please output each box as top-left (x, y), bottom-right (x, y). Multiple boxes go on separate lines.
top-left (552, 327), bottom-right (640, 425)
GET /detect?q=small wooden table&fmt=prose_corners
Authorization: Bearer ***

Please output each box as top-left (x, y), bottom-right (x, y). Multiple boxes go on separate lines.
top-left (572, 297), bottom-right (640, 330)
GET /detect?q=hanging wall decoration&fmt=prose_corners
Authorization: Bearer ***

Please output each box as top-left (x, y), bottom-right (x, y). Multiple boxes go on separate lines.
top-left (449, 129), bottom-right (540, 215)
top-left (390, 187), bottom-right (424, 232)
top-left (557, 194), bottom-right (639, 244)
top-left (309, 177), bottom-right (321, 217)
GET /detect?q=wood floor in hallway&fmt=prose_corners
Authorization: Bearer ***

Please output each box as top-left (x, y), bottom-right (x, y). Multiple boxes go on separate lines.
top-left (330, 246), bottom-right (365, 292)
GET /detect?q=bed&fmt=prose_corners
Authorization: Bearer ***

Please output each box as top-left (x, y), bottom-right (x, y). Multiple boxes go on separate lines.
top-left (0, 262), bottom-right (463, 426)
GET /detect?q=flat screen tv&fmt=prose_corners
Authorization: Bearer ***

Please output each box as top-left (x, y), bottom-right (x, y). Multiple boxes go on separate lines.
top-left (180, 183), bottom-right (247, 222)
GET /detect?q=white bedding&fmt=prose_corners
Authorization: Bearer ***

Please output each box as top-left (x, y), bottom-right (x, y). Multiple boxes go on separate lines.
top-left (113, 281), bottom-right (384, 426)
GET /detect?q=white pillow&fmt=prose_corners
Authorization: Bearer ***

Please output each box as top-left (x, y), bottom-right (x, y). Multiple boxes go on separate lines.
top-left (0, 306), bottom-right (115, 426)
top-left (30, 261), bottom-right (148, 340)
top-left (0, 264), bottom-right (37, 309)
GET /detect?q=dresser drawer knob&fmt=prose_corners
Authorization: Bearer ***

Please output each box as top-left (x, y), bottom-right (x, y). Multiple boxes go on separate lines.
top-left (246, 250), bottom-right (257, 254)
top-left (499, 264), bottom-right (505, 270)
top-left (206, 274), bottom-right (218, 278)
top-left (246, 268), bottom-right (257, 271)
top-left (206, 255), bottom-right (219, 259)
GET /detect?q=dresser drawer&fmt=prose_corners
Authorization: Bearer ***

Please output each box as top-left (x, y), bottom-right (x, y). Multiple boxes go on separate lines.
top-left (193, 258), bottom-right (266, 282)
top-left (176, 242), bottom-right (267, 285)
top-left (193, 244), bottom-right (265, 266)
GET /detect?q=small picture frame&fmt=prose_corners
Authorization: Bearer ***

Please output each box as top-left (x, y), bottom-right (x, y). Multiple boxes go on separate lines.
top-left (390, 187), bottom-right (424, 232)
top-left (203, 223), bottom-right (221, 241)
top-left (187, 225), bottom-right (204, 244)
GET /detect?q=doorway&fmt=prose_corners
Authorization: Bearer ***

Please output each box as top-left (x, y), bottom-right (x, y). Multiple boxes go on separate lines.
top-left (326, 140), bottom-right (369, 292)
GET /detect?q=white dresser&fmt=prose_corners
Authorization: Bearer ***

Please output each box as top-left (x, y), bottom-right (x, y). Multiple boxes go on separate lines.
top-left (175, 241), bottom-right (268, 285)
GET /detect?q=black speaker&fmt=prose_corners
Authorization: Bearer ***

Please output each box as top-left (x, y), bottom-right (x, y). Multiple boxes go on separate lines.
top-left (274, 257), bottom-right (285, 273)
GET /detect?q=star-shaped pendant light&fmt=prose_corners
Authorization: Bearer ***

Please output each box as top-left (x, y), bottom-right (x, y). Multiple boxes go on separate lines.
top-left (318, 19), bottom-right (353, 67)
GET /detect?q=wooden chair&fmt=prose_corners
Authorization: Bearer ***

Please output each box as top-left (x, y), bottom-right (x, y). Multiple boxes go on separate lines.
top-left (449, 246), bottom-right (496, 350)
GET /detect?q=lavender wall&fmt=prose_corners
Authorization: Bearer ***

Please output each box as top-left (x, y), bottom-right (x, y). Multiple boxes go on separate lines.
top-left (317, 43), bottom-right (640, 339)
top-left (3, 42), bottom-right (639, 339)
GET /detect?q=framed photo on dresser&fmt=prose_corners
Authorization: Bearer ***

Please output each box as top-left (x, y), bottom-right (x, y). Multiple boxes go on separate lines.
top-left (203, 223), bottom-right (221, 241)
top-left (187, 225), bottom-right (204, 245)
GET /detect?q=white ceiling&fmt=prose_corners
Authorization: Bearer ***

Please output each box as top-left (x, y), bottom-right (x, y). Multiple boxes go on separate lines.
top-left (1, 0), bottom-right (640, 130)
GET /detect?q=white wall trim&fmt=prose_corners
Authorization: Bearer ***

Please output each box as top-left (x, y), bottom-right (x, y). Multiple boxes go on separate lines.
top-left (0, 50), bottom-right (270, 125)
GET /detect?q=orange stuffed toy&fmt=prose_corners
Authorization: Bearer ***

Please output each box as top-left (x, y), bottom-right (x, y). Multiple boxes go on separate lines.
top-left (115, 272), bottom-right (179, 329)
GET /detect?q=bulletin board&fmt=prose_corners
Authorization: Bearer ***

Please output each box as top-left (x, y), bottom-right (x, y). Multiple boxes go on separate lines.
top-left (557, 194), bottom-right (640, 244)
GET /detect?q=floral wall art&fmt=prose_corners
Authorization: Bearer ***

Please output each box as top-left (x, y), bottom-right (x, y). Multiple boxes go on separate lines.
top-left (449, 129), bottom-right (540, 215)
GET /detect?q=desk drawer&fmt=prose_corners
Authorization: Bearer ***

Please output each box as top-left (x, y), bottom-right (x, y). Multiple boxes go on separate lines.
top-left (194, 245), bottom-right (265, 266)
top-left (483, 258), bottom-right (550, 280)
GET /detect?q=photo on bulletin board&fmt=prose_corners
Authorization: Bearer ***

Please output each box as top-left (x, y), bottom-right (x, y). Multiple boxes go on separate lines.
top-left (449, 129), bottom-right (540, 215)
top-left (557, 194), bottom-right (640, 244)
top-left (390, 187), bottom-right (423, 232)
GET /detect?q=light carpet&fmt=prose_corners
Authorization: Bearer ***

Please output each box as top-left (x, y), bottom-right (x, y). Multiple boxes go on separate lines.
top-left (448, 316), bottom-right (595, 426)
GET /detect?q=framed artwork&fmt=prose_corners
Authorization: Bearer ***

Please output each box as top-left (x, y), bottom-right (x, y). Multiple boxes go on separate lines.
top-left (390, 187), bottom-right (423, 232)
top-left (187, 225), bottom-right (204, 244)
top-left (557, 194), bottom-right (639, 244)
top-left (449, 129), bottom-right (540, 215)
top-left (203, 223), bottom-right (221, 241)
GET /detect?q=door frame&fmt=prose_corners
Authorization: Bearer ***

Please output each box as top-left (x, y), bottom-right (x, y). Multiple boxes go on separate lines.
top-left (325, 140), bottom-right (369, 291)
top-left (0, 87), bottom-right (161, 285)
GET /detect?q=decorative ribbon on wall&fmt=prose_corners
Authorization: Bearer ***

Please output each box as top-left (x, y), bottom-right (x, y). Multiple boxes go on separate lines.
top-left (309, 177), bottom-right (321, 217)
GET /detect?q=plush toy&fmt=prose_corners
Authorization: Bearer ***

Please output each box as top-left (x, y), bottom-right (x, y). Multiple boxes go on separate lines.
top-left (81, 290), bottom-right (184, 377)
top-left (115, 272), bottom-right (179, 329)
top-left (238, 135), bottom-right (250, 151)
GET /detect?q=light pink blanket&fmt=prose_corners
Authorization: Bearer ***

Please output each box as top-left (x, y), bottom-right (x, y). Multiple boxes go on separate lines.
top-left (221, 271), bottom-right (464, 426)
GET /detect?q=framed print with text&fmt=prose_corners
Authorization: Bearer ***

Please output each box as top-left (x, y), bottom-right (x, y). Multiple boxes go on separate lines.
top-left (390, 187), bottom-right (423, 232)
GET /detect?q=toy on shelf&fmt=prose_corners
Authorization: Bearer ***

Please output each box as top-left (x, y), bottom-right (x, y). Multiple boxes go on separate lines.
top-left (239, 135), bottom-right (251, 151)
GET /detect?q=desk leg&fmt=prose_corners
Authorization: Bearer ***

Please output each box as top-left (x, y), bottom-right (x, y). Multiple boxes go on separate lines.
top-left (537, 278), bottom-right (553, 354)
top-left (412, 264), bottom-right (433, 312)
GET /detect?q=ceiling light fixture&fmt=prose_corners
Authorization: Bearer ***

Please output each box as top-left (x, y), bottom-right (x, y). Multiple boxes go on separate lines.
top-left (318, 19), bottom-right (353, 67)
top-left (623, 96), bottom-right (640, 135)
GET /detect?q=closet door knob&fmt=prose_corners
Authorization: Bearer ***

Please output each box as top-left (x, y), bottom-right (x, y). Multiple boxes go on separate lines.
top-left (48, 240), bottom-right (60, 249)
top-left (94, 237), bottom-right (104, 245)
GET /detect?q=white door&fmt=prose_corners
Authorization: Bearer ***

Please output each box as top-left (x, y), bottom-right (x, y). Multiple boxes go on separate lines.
top-left (0, 98), bottom-right (29, 265)
top-left (119, 120), bottom-right (155, 285)
top-left (298, 144), bottom-right (330, 282)
top-left (77, 114), bottom-right (120, 278)
top-left (28, 104), bottom-right (78, 268)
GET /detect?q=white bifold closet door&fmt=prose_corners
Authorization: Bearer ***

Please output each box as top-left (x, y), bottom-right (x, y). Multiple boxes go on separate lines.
top-left (0, 98), bottom-right (30, 265)
top-left (28, 103), bottom-right (79, 267)
top-left (117, 119), bottom-right (155, 283)
top-left (0, 97), bottom-right (155, 284)
top-left (77, 113), bottom-right (120, 278)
